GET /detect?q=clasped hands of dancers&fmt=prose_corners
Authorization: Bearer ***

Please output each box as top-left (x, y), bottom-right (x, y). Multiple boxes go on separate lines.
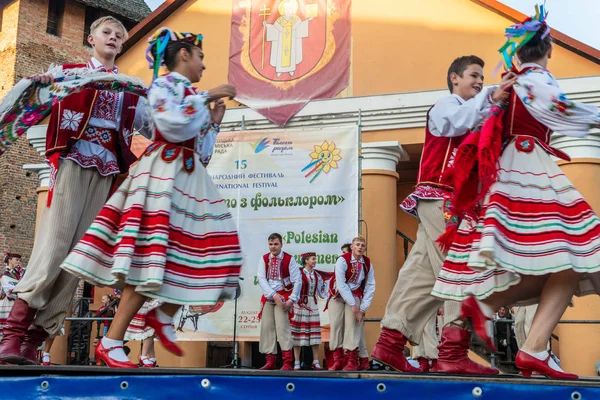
top-left (0, 5), bottom-right (599, 380)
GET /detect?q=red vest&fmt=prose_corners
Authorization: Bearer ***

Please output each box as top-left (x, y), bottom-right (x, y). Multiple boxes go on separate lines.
top-left (45, 63), bottom-right (139, 174)
top-left (327, 252), bottom-right (371, 302)
top-left (262, 252), bottom-right (293, 292)
top-left (501, 77), bottom-right (569, 161)
top-left (299, 268), bottom-right (320, 304)
top-left (417, 104), bottom-right (470, 190)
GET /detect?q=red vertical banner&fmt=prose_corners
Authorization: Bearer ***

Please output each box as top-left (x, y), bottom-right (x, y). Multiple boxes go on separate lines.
top-left (229, 0), bottom-right (351, 126)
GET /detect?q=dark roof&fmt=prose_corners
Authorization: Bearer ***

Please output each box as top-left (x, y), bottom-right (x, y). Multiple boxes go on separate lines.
top-left (76, 0), bottom-right (152, 22)
top-left (120, 0), bottom-right (187, 54)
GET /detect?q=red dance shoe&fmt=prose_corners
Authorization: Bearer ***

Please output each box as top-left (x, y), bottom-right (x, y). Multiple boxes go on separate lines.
top-left (95, 341), bottom-right (138, 368)
top-left (460, 297), bottom-right (496, 352)
top-left (416, 357), bottom-right (431, 372)
top-left (146, 309), bottom-right (183, 357)
top-left (371, 327), bottom-right (422, 373)
top-left (312, 362), bottom-right (323, 370)
top-left (516, 351), bottom-right (578, 380)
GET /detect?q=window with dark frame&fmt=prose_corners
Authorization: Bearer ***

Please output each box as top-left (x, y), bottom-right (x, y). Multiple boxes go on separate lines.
top-left (46, 0), bottom-right (65, 36)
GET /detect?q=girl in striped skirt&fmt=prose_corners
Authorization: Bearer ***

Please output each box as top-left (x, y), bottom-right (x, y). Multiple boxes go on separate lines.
top-left (432, 6), bottom-right (600, 379)
top-left (60, 28), bottom-right (243, 368)
top-left (291, 252), bottom-right (330, 370)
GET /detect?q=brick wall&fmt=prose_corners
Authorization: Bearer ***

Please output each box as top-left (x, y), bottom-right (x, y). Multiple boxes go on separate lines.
top-left (15, 0), bottom-right (90, 81)
top-left (0, 0), bottom-right (92, 262)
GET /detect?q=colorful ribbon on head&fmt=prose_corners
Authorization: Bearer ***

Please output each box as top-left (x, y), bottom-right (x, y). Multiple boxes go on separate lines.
top-left (497, 2), bottom-right (550, 71)
top-left (145, 27), bottom-right (204, 80)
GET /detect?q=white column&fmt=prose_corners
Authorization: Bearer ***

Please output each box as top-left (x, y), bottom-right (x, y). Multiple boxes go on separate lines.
top-left (361, 141), bottom-right (409, 172)
top-left (23, 125), bottom-right (50, 187)
top-left (551, 131), bottom-right (600, 160)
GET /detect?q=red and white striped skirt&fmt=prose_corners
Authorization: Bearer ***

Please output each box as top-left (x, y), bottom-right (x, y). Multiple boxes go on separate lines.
top-left (433, 138), bottom-right (600, 301)
top-left (291, 297), bottom-right (322, 346)
top-left (60, 144), bottom-right (243, 305)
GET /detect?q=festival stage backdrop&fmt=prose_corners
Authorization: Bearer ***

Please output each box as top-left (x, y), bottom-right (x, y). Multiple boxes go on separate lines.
top-left (228, 0), bottom-right (351, 126)
top-left (174, 126), bottom-right (359, 341)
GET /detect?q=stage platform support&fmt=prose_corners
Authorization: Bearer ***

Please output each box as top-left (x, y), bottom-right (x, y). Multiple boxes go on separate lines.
top-left (0, 366), bottom-right (598, 399)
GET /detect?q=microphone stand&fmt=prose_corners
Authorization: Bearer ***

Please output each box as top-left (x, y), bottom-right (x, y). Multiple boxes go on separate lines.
top-left (222, 277), bottom-right (248, 369)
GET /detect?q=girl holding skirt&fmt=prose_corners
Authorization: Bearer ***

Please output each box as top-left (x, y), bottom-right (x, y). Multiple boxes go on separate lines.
top-left (291, 252), bottom-right (330, 370)
top-left (433, 5), bottom-right (600, 379)
top-left (60, 28), bottom-right (243, 368)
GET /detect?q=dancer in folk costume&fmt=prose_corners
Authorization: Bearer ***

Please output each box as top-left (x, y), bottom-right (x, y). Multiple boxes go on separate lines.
top-left (257, 233), bottom-right (302, 371)
top-left (60, 27), bottom-right (243, 368)
top-left (327, 236), bottom-right (375, 371)
top-left (432, 5), bottom-right (600, 380)
top-left (0, 17), bottom-right (148, 366)
top-left (291, 252), bottom-right (331, 371)
top-left (372, 55), bottom-right (517, 375)
top-left (124, 299), bottom-right (162, 368)
top-left (0, 254), bottom-right (24, 340)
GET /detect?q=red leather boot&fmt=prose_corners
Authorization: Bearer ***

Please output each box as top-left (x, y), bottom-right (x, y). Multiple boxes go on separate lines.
top-left (460, 297), bottom-right (496, 352)
top-left (416, 357), bottom-right (431, 372)
top-left (328, 348), bottom-right (344, 371)
top-left (516, 351), bottom-right (578, 380)
top-left (358, 357), bottom-right (370, 371)
top-left (0, 299), bottom-right (37, 365)
top-left (343, 349), bottom-right (359, 371)
top-left (280, 350), bottom-right (294, 370)
top-left (20, 325), bottom-right (49, 365)
top-left (259, 353), bottom-right (277, 370)
top-left (371, 327), bottom-right (422, 372)
top-left (431, 326), bottom-right (499, 375)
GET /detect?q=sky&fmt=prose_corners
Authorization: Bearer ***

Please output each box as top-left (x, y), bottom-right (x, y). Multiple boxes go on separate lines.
top-left (499, 0), bottom-right (600, 50)
top-left (145, 0), bottom-right (164, 11)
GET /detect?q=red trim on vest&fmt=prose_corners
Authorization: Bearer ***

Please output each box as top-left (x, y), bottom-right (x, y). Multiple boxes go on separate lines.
top-left (324, 253), bottom-right (371, 311)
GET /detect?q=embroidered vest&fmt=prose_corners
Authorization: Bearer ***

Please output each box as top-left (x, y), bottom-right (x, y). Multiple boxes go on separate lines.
top-left (45, 64), bottom-right (139, 174)
top-left (501, 68), bottom-right (570, 161)
top-left (262, 252), bottom-right (293, 292)
top-left (417, 105), bottom-right (470, 190)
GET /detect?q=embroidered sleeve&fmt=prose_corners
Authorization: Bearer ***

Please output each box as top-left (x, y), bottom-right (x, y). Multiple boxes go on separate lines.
top-left (288, 257), bottom-right (302, 303)
top-left (316, 274), bottom-right (329, 299)
top-left (515, 68), bottom-right (600, 137)
top-left (334, 258), bottom-right (355, 307)
top-left (198, 123), bottom-right (220, 167)
top-left (1, 276), bottom-right (17, 299)
top-left (148, 76), bottom-right (211, 142)
top-left (133, 96), bottom-right (154, 139)
top-left (360, 265), bottom-right (376, 312)
top-left (429, 88), bottom-right (494, 138)
top-left (257, 257), bottom-right (275, 299)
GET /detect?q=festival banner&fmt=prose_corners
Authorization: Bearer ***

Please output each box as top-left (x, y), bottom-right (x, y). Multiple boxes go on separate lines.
top-left (228, 0), bottom-right (351, 126)
top-left (174, 126), bottom-right (359, 341)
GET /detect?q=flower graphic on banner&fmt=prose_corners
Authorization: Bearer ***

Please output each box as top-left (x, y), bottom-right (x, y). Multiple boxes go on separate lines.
top-left (302, 140), bottom-right (342, 182)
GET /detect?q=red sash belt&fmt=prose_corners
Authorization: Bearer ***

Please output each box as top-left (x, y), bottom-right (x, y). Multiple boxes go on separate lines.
top-left (258, 290), bottom-right (294, 321)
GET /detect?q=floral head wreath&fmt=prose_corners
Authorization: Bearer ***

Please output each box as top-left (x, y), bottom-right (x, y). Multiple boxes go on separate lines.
top-left (498, 3), bottom-right (550, 71)
top-left (145, 27), bottom-right (204, 80)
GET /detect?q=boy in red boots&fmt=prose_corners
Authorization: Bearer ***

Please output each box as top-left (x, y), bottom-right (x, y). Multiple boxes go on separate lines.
top-left (257, 233), bottom-right (302, 370)
top-left (0, 16), bottom-right (147, 365)
top-left (371, 56), bottom-right (517, 374)
top-left (327, 236), bottom-right (375, 371)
